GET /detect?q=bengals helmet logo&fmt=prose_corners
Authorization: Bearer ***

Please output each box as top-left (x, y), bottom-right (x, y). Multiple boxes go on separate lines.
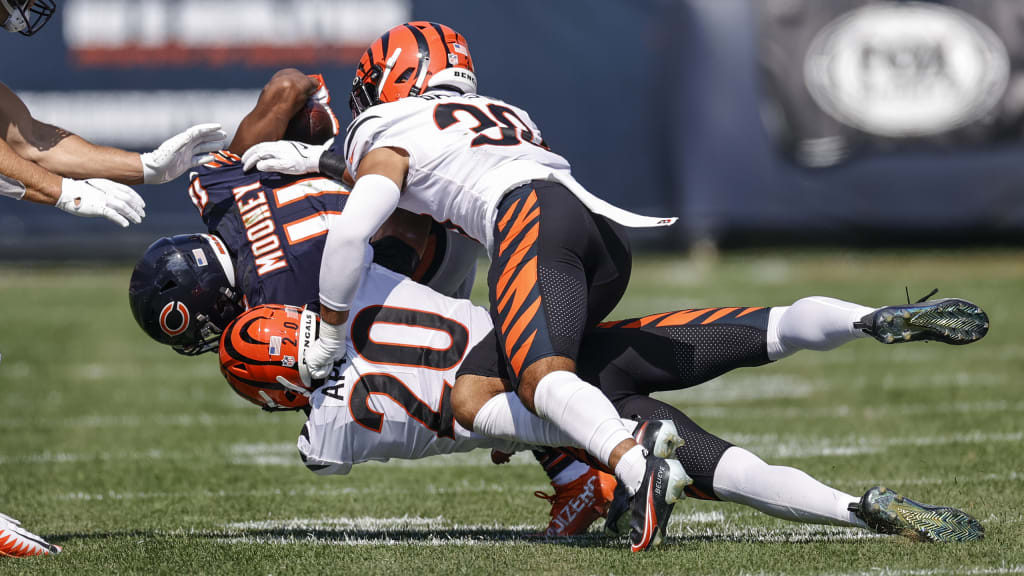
top-left (159, 301), bottom-right (190, 337)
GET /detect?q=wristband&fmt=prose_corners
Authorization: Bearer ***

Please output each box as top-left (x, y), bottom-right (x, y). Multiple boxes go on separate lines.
top-left (318, 152), bottom-right (347, 181)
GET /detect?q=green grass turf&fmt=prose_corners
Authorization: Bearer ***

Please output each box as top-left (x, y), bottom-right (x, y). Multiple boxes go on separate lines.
top-left (1, 249), bottom-right (1022, 575)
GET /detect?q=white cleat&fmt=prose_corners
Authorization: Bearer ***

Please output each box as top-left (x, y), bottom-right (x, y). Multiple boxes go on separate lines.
top-left (0, 514), bottom-right (62, 557)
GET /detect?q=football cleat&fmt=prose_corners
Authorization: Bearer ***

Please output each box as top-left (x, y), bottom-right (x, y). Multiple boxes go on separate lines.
top-left (605, 419), bottom-right (687, 537)
top-left (534, 468), bottom-right (616, 536)
top-left (854, 298), bottom-right (988, 345)
top-left (0, 513), bottom-right (62, 557)
top-left (850, 486), bottom-right (985, 543)
top-left (629, 455), bottom-right (689, 552)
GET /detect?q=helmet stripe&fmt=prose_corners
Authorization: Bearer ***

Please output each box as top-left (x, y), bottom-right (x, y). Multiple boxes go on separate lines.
top-left (403, 23), bottom-right (432, 96)
top-left (429, 22), bottom-right (453, 68)
top-left (379, 30), bottom-right (391, 63)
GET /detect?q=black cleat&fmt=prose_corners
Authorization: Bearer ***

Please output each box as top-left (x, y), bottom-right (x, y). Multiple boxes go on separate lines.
top-left (605, 420), bottom-right (686, 537)
top-left (849, 486), bottom-right (985, 543)
top-left (628, 454), bottom-right (689, 551)
top-left (854, 298), bottom-right (988, 345)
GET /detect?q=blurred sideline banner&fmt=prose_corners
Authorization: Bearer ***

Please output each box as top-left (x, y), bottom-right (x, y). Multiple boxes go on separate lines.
top-left (1, 0), bottom-right (1023, 259)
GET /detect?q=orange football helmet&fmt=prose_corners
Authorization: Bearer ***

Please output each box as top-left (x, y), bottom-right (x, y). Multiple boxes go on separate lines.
top-left (219, 304), bottom-right (319, 411)
top-left (349, 21), bottom-right (477, 117)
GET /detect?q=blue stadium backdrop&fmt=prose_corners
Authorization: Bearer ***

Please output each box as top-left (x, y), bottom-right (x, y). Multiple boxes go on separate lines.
top-left (2, 0), bottom-right (1022, 258)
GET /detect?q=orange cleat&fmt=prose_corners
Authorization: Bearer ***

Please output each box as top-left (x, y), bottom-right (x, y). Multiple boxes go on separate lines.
top-left (534, 468), bottom-right (617, 536)
top-left (0, 513), bottom-right (61, 558)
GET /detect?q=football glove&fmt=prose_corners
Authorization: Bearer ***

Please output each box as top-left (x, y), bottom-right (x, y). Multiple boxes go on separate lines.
top-left (303, 319), bottom-right (346, 380)
top-left (57, 178), bottom-right (146, 228)
top-left (141, 123), bottom-right (227, 184)
top-left (241, 139), bottom-right (331, 175)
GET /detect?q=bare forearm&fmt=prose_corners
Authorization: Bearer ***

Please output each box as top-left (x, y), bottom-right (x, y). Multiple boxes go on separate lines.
top-left (33, 134), bottom-right (144, 185)
top-left (0, 137), bottom-right (62, 204)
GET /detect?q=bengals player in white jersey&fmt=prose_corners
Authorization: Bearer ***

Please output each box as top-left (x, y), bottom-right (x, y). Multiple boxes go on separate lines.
top-left (218, 265), bottom-right (986, 545)
top-left (241, 21), bottom-right (686, 551)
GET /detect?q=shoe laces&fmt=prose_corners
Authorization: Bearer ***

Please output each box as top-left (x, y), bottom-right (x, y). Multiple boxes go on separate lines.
top-left (906, 286), bottom-right (939, 304)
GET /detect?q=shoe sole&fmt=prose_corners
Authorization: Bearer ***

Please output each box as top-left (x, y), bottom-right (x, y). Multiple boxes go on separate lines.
top-left (862, 486), bottom-right (984, 543)
top-left (866, 299), bottom-right (988, 345)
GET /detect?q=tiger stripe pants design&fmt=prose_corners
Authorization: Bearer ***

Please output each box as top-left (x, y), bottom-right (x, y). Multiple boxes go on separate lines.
top-left (486, 180), bottom-right (632, 385)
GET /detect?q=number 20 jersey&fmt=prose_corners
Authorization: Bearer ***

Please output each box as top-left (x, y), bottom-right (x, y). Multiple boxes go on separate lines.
top-left (298, 261), bottom-right (525, 475)
top-left (340, 92), bottom-right (571, 252)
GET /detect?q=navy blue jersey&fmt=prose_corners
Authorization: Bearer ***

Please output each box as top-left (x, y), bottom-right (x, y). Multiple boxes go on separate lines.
top-left (188, 151), bottom-right (348, 308)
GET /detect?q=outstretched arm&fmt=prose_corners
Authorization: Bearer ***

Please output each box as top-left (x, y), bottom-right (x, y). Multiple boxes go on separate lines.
top-left (0, 82), bottom-right (225, 187)
top-left (228, 68), bottom-right (319, 156)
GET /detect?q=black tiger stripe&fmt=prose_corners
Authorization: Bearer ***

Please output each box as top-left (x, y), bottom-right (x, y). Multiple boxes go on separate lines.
top-left (343, 113), bottom-right (382, 161)
top-left (429, 22), bottom-right (452, 67)
top-left (403, 23), bottom-right (432, 96)
top-left (379, 30), bottom-right (391, 63)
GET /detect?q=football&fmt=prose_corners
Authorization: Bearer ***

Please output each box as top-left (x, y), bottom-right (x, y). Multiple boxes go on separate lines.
top-left (283, 98), bottom-right (336, 145)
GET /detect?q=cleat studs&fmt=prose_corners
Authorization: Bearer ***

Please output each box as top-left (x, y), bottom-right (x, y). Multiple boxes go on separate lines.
top-left (902, 331), bottom-right (912, 341)
top-left (884, 334), bottom-right (895, 343)
top-left (883, 312), bottom-right (894, 322)
top-left (902, 310), bottom-right (911, 319)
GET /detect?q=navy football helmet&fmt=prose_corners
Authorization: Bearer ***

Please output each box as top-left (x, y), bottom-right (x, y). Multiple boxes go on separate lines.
top-left (128, 234), bottom-right (246, 355)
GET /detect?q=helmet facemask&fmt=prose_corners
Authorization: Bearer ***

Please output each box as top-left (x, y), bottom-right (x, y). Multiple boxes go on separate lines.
top-left (2, 0), bottom-right (56, 36)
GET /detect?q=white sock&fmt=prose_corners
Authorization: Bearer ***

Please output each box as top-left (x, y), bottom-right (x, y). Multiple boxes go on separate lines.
top-left (533, 370), bottom-right (635, 473)
top-left (473, 392), bottom-right (577, 447)
top-left (614, 445), bottom-right (648, 496)
top-left (766, 297), bottom-right (875, 360)
top-left (552, 460), bottom-right (590, 486)
top-left (712, 447), bottom-right (866, 528)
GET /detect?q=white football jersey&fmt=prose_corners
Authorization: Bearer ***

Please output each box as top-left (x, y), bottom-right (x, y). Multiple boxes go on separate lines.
top-left (298, 261), bottom-right (526, 475)
top-left (342, 92), bottom-right (571, 252)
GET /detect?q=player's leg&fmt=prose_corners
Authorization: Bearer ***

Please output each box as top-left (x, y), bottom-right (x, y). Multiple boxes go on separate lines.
top-left (482, 183), bottom-right (685, 550)
top-left (529, 448), bottom-right (617, 536)
top-left (482, 182), bottom-right (644, 479)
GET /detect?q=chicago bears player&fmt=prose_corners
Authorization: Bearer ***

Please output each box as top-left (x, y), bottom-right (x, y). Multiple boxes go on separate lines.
top-left (218, 275), bottom-right (986, 545)
top-left (241, 21), bottom-right (687, 550)
top-left (0, 1), bottom-right (226, 558)
top-left (129, 68), bottom-right (482, 354)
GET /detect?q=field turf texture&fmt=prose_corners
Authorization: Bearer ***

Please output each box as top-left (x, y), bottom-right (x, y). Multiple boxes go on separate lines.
top-left (0, 250), bottom-right (1021, 575)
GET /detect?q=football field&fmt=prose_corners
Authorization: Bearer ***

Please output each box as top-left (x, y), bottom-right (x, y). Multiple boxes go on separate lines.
top-left (1, 249), bottom-right (1022, 575)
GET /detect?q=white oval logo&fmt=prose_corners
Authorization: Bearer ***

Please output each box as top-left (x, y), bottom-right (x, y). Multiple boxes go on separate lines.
top-left (804, 2), bottom-right (1009, 137)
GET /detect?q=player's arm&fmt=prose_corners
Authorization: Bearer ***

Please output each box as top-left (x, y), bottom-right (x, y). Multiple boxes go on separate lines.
top-left (304, 147), bottom-right (410, 378)
top-left (0, 82), bottom-right (225, 186)
top-left (228, 68), bottom-right (319, 156)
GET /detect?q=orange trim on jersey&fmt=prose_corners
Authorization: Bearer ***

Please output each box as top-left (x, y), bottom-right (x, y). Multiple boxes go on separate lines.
top-left (656, 308), bottom-right (715, 327)
top-left (701, 307), bottom-right (740, 324)
top-left (273, 176), bottom-right (349, 208)
top-left (282, 210), bottom-right (343, 245)
top-left (736, 306), bottom-right (765, 318)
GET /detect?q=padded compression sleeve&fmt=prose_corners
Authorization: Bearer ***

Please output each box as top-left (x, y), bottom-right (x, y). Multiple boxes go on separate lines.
top-left (319, 174), bottom-right (401, 310)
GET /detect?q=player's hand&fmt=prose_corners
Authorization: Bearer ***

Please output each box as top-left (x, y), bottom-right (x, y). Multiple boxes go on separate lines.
top-left (241, 140), bottom-right (327, 175)
top-left (141, 123), bottom-right (228, 184)
top-left (56, 178), bottom-right (146, 228)
top-left (304, 320), bottom-right (347, 380)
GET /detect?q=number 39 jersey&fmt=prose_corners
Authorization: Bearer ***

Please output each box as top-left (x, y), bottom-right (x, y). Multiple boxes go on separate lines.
top-left (188, 151), bottom-right (349, 308)
top-left (298, 262), bottom-right (525, 475)
top-left (340, 92), bottom-right (572, 252)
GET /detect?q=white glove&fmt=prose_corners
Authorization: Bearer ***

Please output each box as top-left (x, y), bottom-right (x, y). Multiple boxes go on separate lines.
top-left (141, 123), bottom-right (228, 184)
top-left (303, 320), bottom-right (347, 380)
top-left (56, 178), bottom-right (146, 228)
top-left (241, 139), bottom-right (328, 175)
